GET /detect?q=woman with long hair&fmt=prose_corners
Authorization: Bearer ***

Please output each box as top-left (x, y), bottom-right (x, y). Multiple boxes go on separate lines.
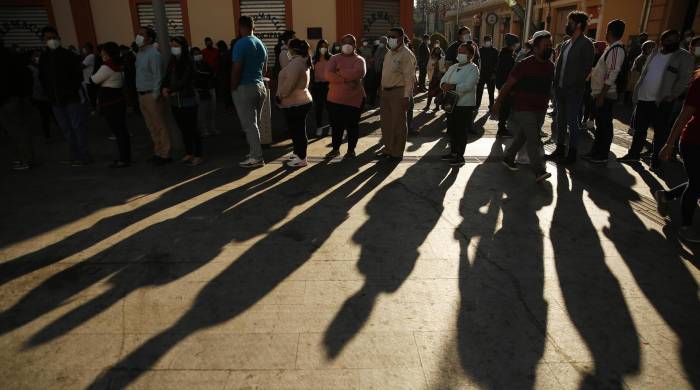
top-left (311, 39), bottom-right (331, 137)
top-left (276, 38), bottom-right (313, 168)
top-left (163, 36), bottom-right (202, 166)
top-left (324, 34), bottom-right (366, 159)
top-left (90, 41), bottom-right (130, 167)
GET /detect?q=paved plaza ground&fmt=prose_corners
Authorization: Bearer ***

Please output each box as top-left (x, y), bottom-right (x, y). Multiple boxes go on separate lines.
top-left (0, 90), bottom-right (698, 389)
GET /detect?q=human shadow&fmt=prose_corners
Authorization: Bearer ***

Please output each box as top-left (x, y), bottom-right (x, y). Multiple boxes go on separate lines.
top-left (0, 166), bottom-right (293, 342)
top-left (323, 139), bottom-right (458, 358)
top-left (550, 165), bottom-right (640, 388)
top-left (579, 164), bottom-right (700, 388)
top-left (446, 141), bottom-right (553, 389)
top-left (87, 150), bottom-right (396, 389)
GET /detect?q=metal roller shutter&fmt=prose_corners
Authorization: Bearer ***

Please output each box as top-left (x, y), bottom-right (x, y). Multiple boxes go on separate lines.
top-left (240, 0), bottom-right (286, 67)
top-left (363, 0), bottom-right (400, 40)
top-left (137, 3), bottom-right (185, 37)
top-left (0, 6), bottom-right (50, 49)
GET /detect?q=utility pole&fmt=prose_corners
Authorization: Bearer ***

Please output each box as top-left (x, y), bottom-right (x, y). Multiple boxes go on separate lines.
top-left (152, 0), bottom-right (170, 67)
top-left (455, 0), bottom-right (460, 30)
top-left (523, 0), bottom-right (534, 41)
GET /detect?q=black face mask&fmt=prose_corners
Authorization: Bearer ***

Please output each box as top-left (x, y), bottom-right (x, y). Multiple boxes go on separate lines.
top-left (565, 24), bottom-right (575, 37)
top-left (542, 48), bottom-right (554, 59)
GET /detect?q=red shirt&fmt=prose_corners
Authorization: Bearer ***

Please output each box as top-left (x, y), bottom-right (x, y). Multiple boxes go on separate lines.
top-left (508, 56), bottom-right (554, 112)
top-left (202, 47), bottom-right (220, 73)
top-left (681, 75), bottom-right (700, 145)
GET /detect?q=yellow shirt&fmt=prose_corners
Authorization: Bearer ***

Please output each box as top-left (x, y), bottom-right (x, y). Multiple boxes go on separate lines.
top-left (381, 45), bottom-right (416, 98)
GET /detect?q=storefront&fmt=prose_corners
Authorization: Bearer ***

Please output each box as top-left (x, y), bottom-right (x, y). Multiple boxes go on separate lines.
top-left (0, 0), bottom-right (54, 49)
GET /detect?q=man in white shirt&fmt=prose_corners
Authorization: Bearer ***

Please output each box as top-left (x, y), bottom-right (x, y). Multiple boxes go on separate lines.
top-left (618, 29), bottom-right (694, 169)
top-left (585, 19), bottom-right (626, 164)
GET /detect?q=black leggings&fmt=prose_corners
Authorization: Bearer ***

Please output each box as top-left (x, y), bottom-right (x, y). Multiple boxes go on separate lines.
top-left (283, 102), bottom-right (312, 159)
top-left (328, 101), bottom-right (361, 152)
top-left (447, 106), bottom-right (474, 156)
top-left (311, 82), bottom-right (329, 128)
top-left (666, 143), bottom-right (700, 226)
top-left (172, 105), bottom-right (201, 157)
top-left (101, 101), bottom-right (131, 163)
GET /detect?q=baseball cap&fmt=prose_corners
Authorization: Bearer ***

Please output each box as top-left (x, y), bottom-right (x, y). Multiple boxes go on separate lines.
top-left (529, 30), bottom-right (552, 44)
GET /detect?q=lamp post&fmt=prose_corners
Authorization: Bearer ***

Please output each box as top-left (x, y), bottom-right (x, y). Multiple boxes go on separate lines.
top-left (152, 0), bottom-right (170, 66)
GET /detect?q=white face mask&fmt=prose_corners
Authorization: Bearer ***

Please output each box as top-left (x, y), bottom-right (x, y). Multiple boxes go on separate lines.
top-left (319, 47), bottom-right (328, 55)
top-left (341, 44), bottom-right (354, 55)
top-left (46, 39), bottom-right (60, 50)
top-left (170, 47), bottom-right (181, 56)
top-left (457, 53), bottom-right (469, 64)
top-left (484, 41), bottom-right (492, 47)
top-left (134, 34), bottom-right (145, 47)
top-left (694, 47), bottom-right (700, 57)
top-left (387, 38), bottom-right (399, 49)
top-left (362, 41), bottom-right (368, 47)
top-left (193, 54), bottom-right (203, 61)
top-left (460, 34), bottom-right (471, 43)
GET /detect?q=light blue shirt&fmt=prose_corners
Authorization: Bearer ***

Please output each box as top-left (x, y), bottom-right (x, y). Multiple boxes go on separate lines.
top-left (440, 62), bottom-right (479, 106)
top-left (135, 45), bottom-right (163, 98)
top-left (232, 35), bottom-right (267, 86)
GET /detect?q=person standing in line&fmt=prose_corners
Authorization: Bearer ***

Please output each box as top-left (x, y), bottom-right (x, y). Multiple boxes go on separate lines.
top-left (417, 34), bottom-right (431, 92)
top-left (617, 29), bottom-right (694, 169)
top-left (494, 33), bottom-right (519, 138)
top-left (311, 39), bottom-right (331, 137)
top-left (425, 45), bottom-right (446, 113)
top-left (324, 34), bottom-right (366, 159)
top-left (191, 47), bottom-right (218, 138)
top-left (655, 70), bottom-right (700, 243)
top-left (446, 26), bottom-right (479, 67)
top-left (476, 35), bottom-right (498, 112)
top-left (38, 26), bottom-right (91, 166)
top-left (275, 30), bottom-right (296, 73)
top-left (81, 42), bottom-right (97, 111)
top-left (378, 26), bottom-right (416, 160)
top-left (585, 20), bottom-right (626, 164)
top-left (439, 43), bottom-right (479, 167)
top-left (545, 11), bottom-right (594, 164)
top-left (0, 45), bottom-right (35, 170)
top-left (135, 26), bottom-right (172, 165)
top-left (90, 42), bottom-right (131, 167)
top-left (163, 36), bottom-right (201, 167)
top-left (494, 30), bottom-right (555, 183)
top-left (201, 37), bottom-right (220, 74)
top-left (277, 39), bottom-right (313, 168)
top-left (370, 36), bottom-right (388, 107)
top-left (231, 16), bottom-right (269, 168)
top-left (358, 37), bottom-right (375, 110)
top-left (28, 50), bottom-right (52, 139)
top-left (216, 40), bottom-right (234, 113)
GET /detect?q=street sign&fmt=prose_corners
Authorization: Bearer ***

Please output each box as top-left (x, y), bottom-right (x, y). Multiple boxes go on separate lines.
top-left (486, 13), bottom-right (498, 25)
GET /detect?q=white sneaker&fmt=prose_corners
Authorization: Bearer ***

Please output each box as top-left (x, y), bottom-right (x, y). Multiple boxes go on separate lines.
top-left (285, 153), bottom-right (299, 161)
top-left (287, 156), bottom-right (308, 167)
top-left (239, 157), bottom-right (264, 168)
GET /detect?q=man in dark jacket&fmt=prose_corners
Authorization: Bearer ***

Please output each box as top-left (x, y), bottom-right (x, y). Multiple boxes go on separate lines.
top-left (38, 26), bottom-right (90, 165)
top-left (476, 35), bottom-right (499, 111)
top-left (0, 46), bottom-right (35, 170)
top-left (546, 11), bottom-right (595, 164)
top-left (446, 26), bottom-right (480, 68)
top-left (417, 34), bottom-right (431, 91)
top-left (494, 33), bottom-right (520, 138)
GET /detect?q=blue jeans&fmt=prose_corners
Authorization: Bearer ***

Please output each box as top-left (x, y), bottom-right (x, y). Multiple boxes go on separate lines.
top-left (554, 87), bottom-right (585, 151)
top-left (232, 82), bottom-right (267, 160)
top-left (53, 102), bottom-right (89, 161)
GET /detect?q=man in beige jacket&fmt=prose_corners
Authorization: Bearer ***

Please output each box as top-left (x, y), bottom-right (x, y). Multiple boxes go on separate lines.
top-left (379, 26), bottom-right (416, 160)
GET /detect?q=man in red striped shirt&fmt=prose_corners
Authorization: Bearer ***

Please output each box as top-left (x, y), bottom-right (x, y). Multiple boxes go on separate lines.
top-left (585, 19), bottom-right (626, 164)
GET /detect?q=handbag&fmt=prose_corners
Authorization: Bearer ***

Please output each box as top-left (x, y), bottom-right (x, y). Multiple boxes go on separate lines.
top-left (441, 66), bottom-right (461, 114)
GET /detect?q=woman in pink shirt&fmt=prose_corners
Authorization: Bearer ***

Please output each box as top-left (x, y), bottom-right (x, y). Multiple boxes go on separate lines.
top-left (312, 39), bottom-right (331, 137)
top-left (324, 34), bottom-right (367, 159)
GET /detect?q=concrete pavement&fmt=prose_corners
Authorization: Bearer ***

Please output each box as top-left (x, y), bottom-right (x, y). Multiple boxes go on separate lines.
top-left (0, 91), bottom-right (698, 389)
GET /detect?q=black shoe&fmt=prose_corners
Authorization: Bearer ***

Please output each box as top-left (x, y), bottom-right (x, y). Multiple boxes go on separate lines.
top-left (563, 149), bottom-right (577, 164)
top-left (544, 147), bottom-right (564, 161)
top-left (616, 153), bottom-right (640, 163)
top-left (497, 130), bottom-right (513, 139)
top-left (325, 149), bottom-right (340, 159)
top-left (448, 157), bottom-right (465, 167)
top-left (535, 171), bottom-right (552, 183)
top-left (343, 150), bottom-right (356, 159)
top-left (441, 153), bottom-right (455, 161)
top-left (501, 158), bottom-right (519, 171)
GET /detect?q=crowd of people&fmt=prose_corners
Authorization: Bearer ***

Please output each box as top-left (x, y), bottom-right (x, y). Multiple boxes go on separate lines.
top-left (0, 11), bottom-right (698, 242)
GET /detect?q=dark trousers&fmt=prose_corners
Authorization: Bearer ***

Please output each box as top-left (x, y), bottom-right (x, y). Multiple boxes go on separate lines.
top-left (172, 105), bottom-right (201, 157)
top-left (367, 72), bottom-right (380, 107)
top-left (101, 101), bottom-right (131, 163)
top-left (52, 102), bottom-right (90, 162)
top-left (666, 144), bottom-right (700, 226)
top-left (589, 97), bottom-right (615, 158)
top-left (497, 92), bottom-right (513, 132)
top-left (282, 102), bottom-right (312, 159)
top-left (554, 86), bottom-right (585, 151)
top-left (448, 106), bottom-right (474, 156)
top-left (311, 82), bottom-right (329, 128)
top-left (628, 100), bottom-right (673, 164)
top-left (476, 78), bottom-right (496, 109)
top-left (32, 99), bottom-right (52, 138)
top-left (418, 64), bottom-right (428, 89)
top-left (328, 101), bottom-right (361, 152)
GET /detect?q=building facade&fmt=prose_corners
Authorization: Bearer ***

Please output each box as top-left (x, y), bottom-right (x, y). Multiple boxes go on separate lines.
top-left (0, 0), bottom-right (413, 54)
top-left (436, 0), bottom-right (700, 48)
